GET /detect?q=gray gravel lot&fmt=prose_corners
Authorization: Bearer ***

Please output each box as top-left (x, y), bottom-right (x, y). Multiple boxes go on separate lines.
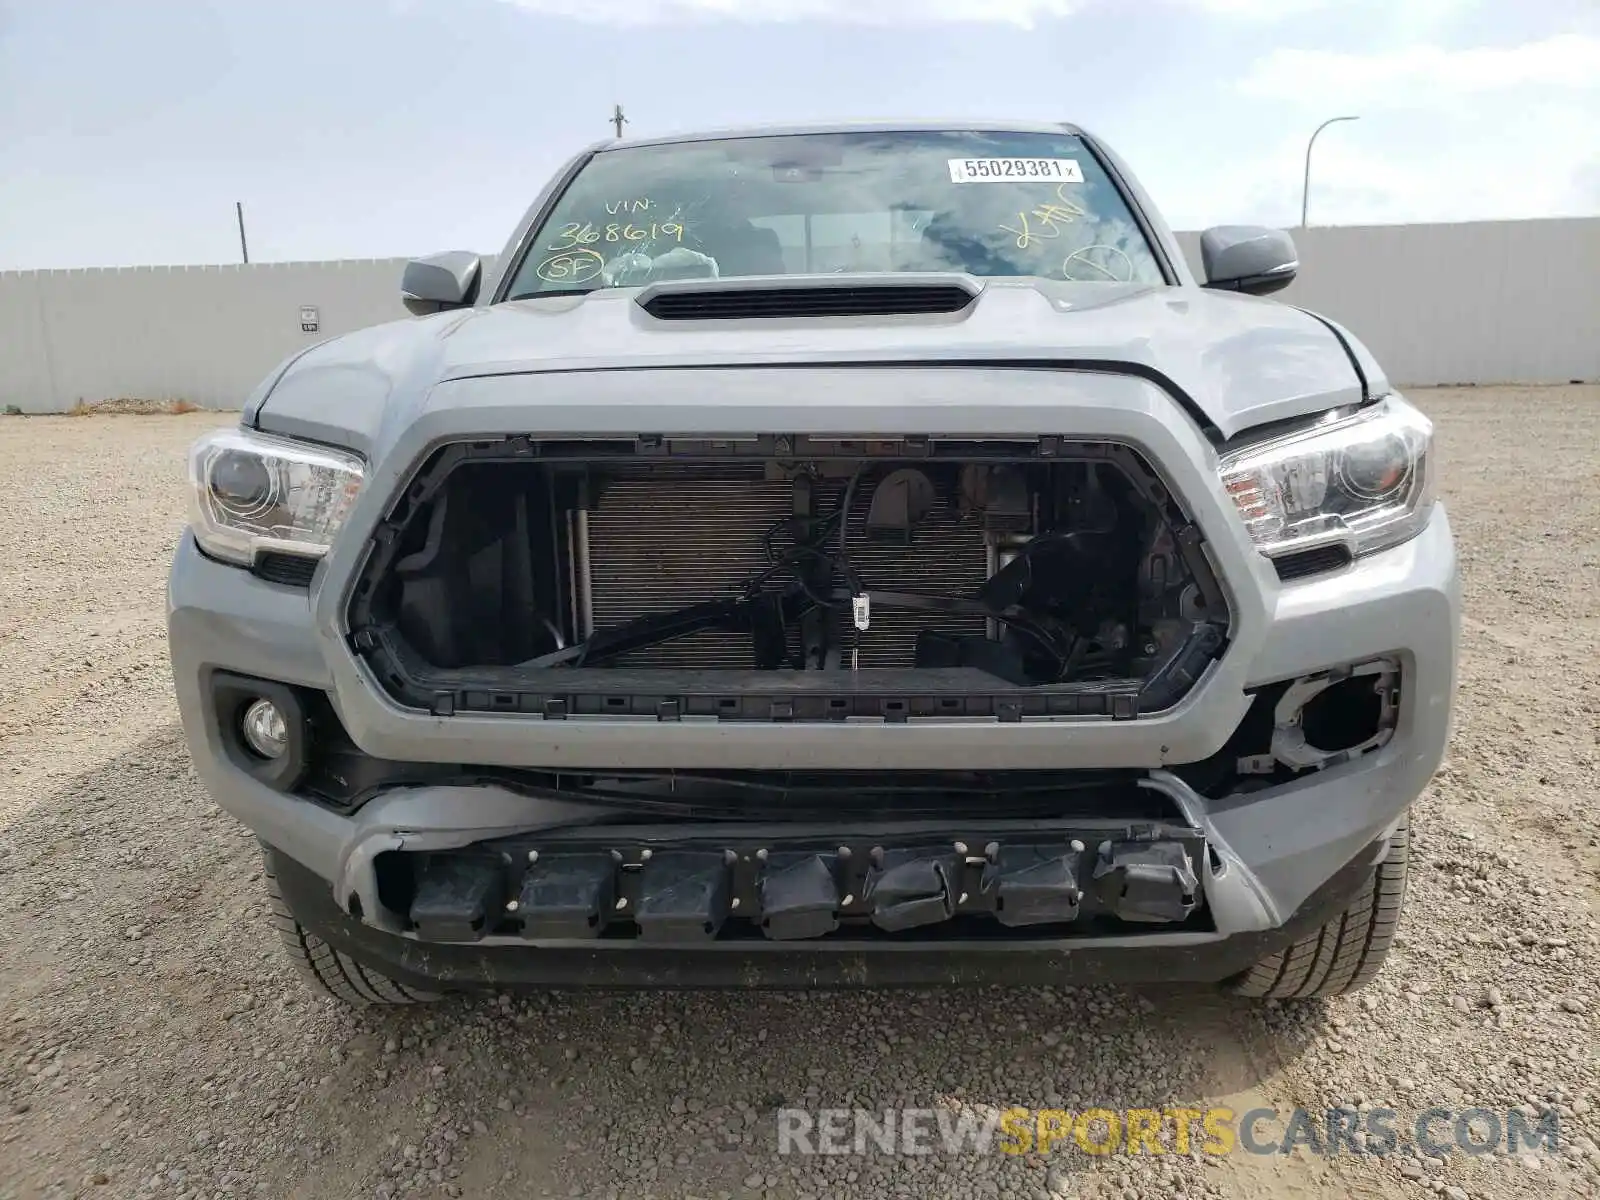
top-left (1, 386), bottom-right (1597, 1200)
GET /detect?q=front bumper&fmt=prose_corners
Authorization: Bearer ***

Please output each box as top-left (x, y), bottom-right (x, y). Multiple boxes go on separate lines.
top-left (170, 505), bottom-right (1455, 980)
top-left (268, 829), bottom-right (1391, 989)
top-left (172, 352), bottom-right (1459, 984)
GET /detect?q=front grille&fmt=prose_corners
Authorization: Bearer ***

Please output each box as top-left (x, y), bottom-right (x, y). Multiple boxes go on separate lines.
top-left (641, 283), bottom-right (976, 321)
top-left (585, 465), bottom-right (988, 669)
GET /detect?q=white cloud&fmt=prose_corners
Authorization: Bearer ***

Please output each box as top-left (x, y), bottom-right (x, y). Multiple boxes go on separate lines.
top-left (1179, 0), bottom-right (1470, 26)
top-left (491, 0), bottom-right (1084, 27)
top-left (1240, 34), bottom-right (1600, 104)
top-left (490, 0), bottom-right (1380, 26)
top-left (1175, 0), bottom-right (1330, 17)
top-left (1289, 125), bottom-right (1594, 224)
top-left (1220, 33), bottom-right (1600, 224)
top-left (1163, 93), bottom-right (1599, 228)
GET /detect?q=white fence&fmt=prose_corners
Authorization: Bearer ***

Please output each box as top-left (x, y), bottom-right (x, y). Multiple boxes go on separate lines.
top-left (1, 218), bottom-right (1595, 413)
top-left (0, 259), bottom-right (409, 413)
top-left (1176, 218), bottom-right (1599, 390)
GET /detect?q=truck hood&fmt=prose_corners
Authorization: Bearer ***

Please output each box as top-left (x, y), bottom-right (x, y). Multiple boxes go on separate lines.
top-left (249, 276), bottom-right (1387, 452)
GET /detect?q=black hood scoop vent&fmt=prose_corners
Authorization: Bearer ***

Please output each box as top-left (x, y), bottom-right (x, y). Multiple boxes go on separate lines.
top-left (638, 274), bottom-right (981, 321)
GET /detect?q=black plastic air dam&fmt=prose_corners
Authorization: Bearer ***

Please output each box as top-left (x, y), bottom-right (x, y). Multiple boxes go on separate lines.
top-left (346, 436), bottom-right (1231, 722)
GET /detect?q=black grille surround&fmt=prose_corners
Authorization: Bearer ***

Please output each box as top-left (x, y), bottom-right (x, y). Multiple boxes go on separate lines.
top-left (641, 283), bottom-right (977, 321)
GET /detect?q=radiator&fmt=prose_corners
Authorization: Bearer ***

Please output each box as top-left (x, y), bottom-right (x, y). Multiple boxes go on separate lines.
top-left (582, 465), bottom-right (990, 669)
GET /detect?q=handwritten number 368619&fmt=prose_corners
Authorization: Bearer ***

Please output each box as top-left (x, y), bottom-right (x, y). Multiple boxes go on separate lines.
top-left (547, 222), bottom-right (684, 250)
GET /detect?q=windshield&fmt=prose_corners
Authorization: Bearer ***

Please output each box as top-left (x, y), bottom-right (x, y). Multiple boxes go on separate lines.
top-left (504, 130), bottom-right (1166, 298)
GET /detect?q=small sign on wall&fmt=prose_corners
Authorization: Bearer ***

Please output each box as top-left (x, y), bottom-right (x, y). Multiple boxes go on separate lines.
top-left (299, 305), bottom-right (320, 333)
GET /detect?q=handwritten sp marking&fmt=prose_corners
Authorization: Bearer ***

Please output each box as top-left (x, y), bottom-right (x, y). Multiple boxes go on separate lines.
top-left (534, 248), bottom-right (605, 284)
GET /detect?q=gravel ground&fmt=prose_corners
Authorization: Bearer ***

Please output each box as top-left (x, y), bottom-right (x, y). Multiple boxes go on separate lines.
top-left (1, 386), bottom-right (1596, 1200)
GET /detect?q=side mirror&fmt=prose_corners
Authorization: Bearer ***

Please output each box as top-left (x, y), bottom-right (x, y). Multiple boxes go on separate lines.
top-left (1199, 226), bottom-right (1298, 297)
top-left (401, 251), bottom-right (482, 316)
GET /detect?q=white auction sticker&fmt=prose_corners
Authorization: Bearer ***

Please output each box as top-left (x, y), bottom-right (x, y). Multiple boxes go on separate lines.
top-left (947, 157), bottom-right (1084, 184)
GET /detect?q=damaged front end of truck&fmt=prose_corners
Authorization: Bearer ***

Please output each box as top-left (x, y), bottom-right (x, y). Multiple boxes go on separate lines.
top-left (305, 430), bottom-right (1233, 947)
top-left (170, 122), bottom-right (1455, 1000)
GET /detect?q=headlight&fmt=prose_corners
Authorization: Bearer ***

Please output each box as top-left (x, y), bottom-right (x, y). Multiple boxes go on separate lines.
top-left (1218, 398), bottom-right (1434, 560)
top-left (187, 428), bottom-right (364, 565)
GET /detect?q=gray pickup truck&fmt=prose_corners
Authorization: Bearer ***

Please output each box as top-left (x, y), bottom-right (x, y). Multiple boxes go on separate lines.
top-left (168, 121), bottom-right (1457, 1006)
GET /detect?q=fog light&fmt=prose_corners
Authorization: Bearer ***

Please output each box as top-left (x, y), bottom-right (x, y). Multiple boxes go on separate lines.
top-left (241, 698), bottom-right (289, 759)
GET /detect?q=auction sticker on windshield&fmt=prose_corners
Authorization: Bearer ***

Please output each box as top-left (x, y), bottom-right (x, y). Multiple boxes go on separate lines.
top-left (947, 158), bottom-right (1084, 184)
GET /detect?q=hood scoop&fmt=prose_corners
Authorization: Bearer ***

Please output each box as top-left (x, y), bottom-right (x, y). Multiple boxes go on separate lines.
top-left (637, 273), bottom-right (981, 322)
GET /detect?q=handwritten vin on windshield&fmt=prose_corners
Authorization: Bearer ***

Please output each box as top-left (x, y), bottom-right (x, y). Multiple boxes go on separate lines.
top-left (547, 221), bottom-right (685, 250)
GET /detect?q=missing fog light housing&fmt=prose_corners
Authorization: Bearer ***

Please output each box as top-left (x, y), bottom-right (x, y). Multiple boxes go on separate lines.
top-left (1218, 398), bottom-right (1434, 562)
top-left (1254, 659), bottom-right (1400, 773)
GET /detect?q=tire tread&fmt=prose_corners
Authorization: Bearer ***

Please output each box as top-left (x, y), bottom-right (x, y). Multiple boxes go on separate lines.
top-left (262, 851), bottom-right (439, 1009)
top-left (1231, 820), bottom-right (1410, 1000)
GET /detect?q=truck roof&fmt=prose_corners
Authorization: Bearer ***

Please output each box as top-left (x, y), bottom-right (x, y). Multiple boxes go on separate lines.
top-left (594, 119), bottom-right (1088, 152)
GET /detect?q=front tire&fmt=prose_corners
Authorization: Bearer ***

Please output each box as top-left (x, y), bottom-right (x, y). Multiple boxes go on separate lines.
top-left (263, 849), bottom-right (441, 1008)
top-left (1230, 820), bottom-right (1409, 1000)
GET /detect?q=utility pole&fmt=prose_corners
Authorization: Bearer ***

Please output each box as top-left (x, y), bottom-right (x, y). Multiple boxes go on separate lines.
top-left (1300, 115), bottom-right (1359, 228)
top-left (236, 201), bottom-right (250, 264)
top-left (610, 104), bottom-right (627, 139)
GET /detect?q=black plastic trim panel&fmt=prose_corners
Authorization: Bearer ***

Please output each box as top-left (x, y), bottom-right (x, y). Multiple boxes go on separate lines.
top-left (252, 551), bottom-right (320, 588)
top-left (642, 284), bottom-right (976, 321)
top-left (1272, 543), bottom-right (1354, 582)
top-left (358, 627), bottom-right (1225, 722)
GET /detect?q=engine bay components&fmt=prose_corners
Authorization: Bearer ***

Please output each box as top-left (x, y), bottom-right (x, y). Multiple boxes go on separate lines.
top-left (865, 467), bottom-right (938, 543)
top-left (347, 436), bottom-right (1230, 717)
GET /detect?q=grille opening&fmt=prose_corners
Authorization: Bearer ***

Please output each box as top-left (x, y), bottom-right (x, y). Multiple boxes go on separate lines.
top-left (346, 440), bottom-right (1229, 717)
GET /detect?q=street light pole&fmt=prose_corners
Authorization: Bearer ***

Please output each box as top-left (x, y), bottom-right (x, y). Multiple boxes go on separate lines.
top-left (1301, 115), bottom-right (1359, 228)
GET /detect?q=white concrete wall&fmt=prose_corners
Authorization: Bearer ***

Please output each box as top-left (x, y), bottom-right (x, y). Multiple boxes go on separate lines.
top-left (1173, 217), bottom-right (1600, 389)
top-left (1, 218), bottom-right (1595, 412)
top-left (0, 260), bottom-right (418, 412)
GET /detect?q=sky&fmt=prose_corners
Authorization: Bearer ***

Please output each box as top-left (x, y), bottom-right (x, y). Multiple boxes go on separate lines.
top-left (0, 0), bottom-right (1595, 270)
